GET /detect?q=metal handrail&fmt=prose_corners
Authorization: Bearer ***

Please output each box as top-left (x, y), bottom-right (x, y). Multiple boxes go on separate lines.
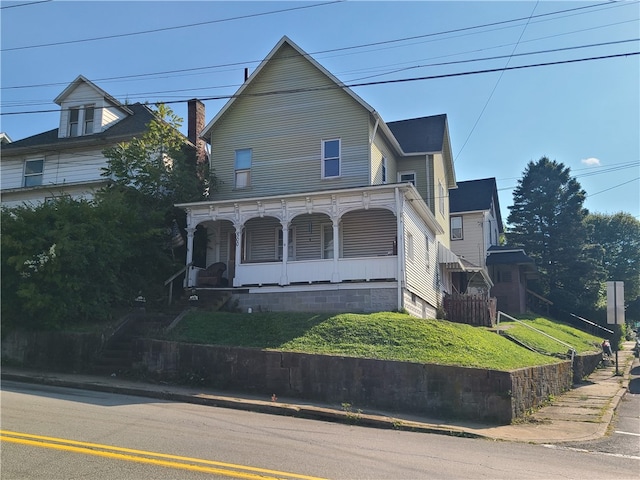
top-left (497, 311), bottom-right (576, 364)
top-left (164, 262), bottom-right (192, 305)
top-left (570, 313), bottom-right (614, 335)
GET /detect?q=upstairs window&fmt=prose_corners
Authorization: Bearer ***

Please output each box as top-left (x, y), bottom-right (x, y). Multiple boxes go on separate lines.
top-left (235, 149), bottom-right (252, 189)
top-left (381, 157), bottom-right (387, 184)
top-left (68, 105), bottom-right (95, 136)
top-left (451, 216), bottom-right (463, 240)
top-left (24, 159), bottom-right (44, 187)
top-left (322, 139), bottom-right (340, 178)
top-left (84, 106), bottom-right (94, 134)
top-left (69, 108), bottom-right (80, 136)
top-left (398, 171), bottom-right (416, 186)
top-left (439, 181), bottom-right (445, 216)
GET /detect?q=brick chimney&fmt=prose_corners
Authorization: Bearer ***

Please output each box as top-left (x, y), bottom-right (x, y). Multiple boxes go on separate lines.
top-left (187, 99), bottom-right (207, 166)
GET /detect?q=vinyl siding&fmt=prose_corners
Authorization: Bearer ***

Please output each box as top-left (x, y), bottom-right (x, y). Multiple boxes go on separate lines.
top-left (208, 43), bottom-right (371, 201)
top-left (449, 212), bottom-right (486, 267)
top-left (403, 199), bottom-right (438, 308)
top-left (341, 209), bottom-right (396, 258)
top-left (1, 148), bottom-right (107, 190)
top-left (371, 133), bottom-right (397, 185)
top-left (432, 152), bottom-right (451, 245)
top-left (397, 155), bottom-right (428, 200)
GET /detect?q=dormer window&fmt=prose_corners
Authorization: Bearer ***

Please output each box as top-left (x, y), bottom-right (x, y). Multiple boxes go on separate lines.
top-left (69, 108), bottom-right (79, 136)
top-left (68, 105), bottom-right (96, 137)
top-left (84, 106), bottom-right (94, 134)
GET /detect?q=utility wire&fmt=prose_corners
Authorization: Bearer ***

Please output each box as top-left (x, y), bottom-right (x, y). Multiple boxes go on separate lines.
top-left (2, 51), bottom-right (638, 117)
top-left (0, 0), bottom-right (51, 9)
top-left (455, 1), bottom-right (539, 163)
top-left (0, 1), bottom-right (343, 52)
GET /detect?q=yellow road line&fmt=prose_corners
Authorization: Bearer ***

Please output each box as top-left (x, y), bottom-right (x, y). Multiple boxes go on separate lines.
top-left (1, 430), bottom-right (327, 480)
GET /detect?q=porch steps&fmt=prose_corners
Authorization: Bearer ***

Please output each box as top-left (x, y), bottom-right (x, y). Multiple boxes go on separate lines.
top-left (189, 290), bottom-right (234, 311)
top-left (91, 313), bottom-right (173, 376)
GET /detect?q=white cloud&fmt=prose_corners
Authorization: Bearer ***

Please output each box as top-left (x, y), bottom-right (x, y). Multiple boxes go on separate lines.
top-left (581, 157), bottom-right (601, 166)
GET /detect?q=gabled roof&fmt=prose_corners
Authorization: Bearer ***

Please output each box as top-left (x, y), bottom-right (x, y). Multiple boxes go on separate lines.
top-left (386, 115), bottom-right (447, 153)
top-left (1, 103), bottom-right (156, 154)
top-left (54, 75), bottom-right (132, 114)
top-left (450, 177), bottom-right (503, 232)
top-left (201, 36), bottom-right (377, 139)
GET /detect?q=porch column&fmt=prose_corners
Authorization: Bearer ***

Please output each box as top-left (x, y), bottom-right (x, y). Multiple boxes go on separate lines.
top-left (214, 223), bottom-right (221, 262)
top-left (331, 217), bottom-right (340, 282)
top-left (280, 221), bottom-right (289, 285)
top-left (233, 223), bottom-right (243, 287)
top-left (185, 226), bottom-right (196, 287)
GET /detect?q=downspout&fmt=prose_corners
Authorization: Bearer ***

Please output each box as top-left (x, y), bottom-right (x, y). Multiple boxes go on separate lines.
top-left (395, 187), bottom-right (404, 312)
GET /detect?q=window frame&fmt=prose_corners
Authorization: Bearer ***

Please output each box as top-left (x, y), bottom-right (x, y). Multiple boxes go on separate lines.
top-left (439, 181), bottom-right (445, 216)
top-left (321, 138), bottom-right (341, 179)
top-left (450, 216), bottom-right (463, 240)
top-left (83, 105), bottom-right (95, 134)
top-left (275, 227), bottom-right (296, 261)
top-left (406, 232), bottom-right (414, 261)
top-left (398, 171), bottom-right (416, 186)
top-left (381, 156), bottom-right (387, 184)
top-left (234, 148), bottom-right (252, 189)
top-left (24, 158), bottom-right (44, 187)
top-left (68, 107), bottom-right (80, 137)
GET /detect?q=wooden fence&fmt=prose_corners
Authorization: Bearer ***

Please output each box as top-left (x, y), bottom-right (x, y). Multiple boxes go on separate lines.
top-left (443, 294), bottom-right (497, 327)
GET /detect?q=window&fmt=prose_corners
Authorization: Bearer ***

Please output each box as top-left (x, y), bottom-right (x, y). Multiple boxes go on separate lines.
top-left (24, 159), bottom-right (44, 187)
top-left (68, 105), bottom-right (95, 136)
top-left (235, 149), bottom-right (252, 189)
top-left (381, 157), bottom-right (387, 184)
top-left (322, 139), bottom-right (340, 178)
top-left (84, 106), bottom-right (94, 134)
top-left (322, 223), bottom-right (334, 259)
top-left (425, 236), bottom-right (430, 270)
top-left (451, 216), bottom-right (463, 240)
top-left (439, 181), bottom-right (445, 215)
top-left (398, 171), bottom-right (415, 186)
top-left (276, 227), bottom-right (295, 261)
top-left (69, 108), bottom-right (80, 137)
top-left (406, 232), bottom-right (414, 261)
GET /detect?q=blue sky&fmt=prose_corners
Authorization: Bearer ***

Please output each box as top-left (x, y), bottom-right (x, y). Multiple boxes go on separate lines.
top-left (2, 0), bottom-right (639, 222)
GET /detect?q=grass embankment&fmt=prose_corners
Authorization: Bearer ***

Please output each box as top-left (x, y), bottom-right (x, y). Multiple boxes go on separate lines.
top-left (497, 315), bottom-right (602, 356)
top-left (162, 311), bottom-right (601, 371)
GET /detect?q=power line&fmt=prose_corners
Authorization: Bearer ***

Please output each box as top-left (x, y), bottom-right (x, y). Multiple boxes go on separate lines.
top-left (1, 1), bottom-right (343, 52)
top-left (455, 1), bottom-right (540, 163)
top-left (0, 0), bottom-right (51, 9)
top-left (587, 177), bottom-right (640, 197)
top-left (3, 51), bottom-right (638, 117)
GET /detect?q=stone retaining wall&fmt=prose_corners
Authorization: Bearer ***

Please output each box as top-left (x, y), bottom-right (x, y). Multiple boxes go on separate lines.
top-left (1, 330), bottom-right (102, 372)
top-left (133, 339), bottom-right (574, 424)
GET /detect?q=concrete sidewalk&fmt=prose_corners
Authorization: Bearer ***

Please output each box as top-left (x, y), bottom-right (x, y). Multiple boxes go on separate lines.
top-left (2, 342), bottom-right (636, 444)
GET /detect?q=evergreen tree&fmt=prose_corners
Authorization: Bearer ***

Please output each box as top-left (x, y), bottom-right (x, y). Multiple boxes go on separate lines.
top-left (506, 157), bottom-right (604, 312)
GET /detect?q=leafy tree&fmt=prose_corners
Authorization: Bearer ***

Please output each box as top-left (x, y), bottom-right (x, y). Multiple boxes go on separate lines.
top-left (506, 157), bottom-right (606, 312)
top-left (101, 103), bottom-right (214, 209)
top-left (1, 198), bottom-right (131, 330)
top-left (585, 212), bottom-right (640, 322)
top-left (585, 212), bottom-right (640, 300)
top-left (1, 104), bottom-right (215, 332)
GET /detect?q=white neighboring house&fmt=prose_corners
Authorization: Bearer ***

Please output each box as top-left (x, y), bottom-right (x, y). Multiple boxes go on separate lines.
top-left (0, 76), bottom-right (205, 208)
top-left (177, 36), bottom-right (466, 318)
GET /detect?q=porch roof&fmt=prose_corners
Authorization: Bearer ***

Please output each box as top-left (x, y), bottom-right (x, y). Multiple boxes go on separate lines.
top-left (438, 242), bottom-right (465, 271)
top-left (177, 183), bottom-right (444, 235)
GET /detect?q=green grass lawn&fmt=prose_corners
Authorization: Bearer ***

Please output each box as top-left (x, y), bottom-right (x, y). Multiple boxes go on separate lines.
top-left (161, 311), bottom-right (595, 371)
top-left (496, 315), bottom-right (603, 356)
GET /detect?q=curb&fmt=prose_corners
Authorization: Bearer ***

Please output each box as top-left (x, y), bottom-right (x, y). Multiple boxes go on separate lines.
top-left (1, 372), bottom-right (481, 439)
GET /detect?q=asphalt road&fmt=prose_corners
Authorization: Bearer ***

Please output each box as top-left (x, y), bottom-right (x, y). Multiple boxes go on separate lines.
top-left (1, 381), bottom-right (639, 480)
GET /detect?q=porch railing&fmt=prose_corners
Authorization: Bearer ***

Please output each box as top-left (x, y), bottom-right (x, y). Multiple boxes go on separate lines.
top-left (230, 255), bottom-right (397, 287)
